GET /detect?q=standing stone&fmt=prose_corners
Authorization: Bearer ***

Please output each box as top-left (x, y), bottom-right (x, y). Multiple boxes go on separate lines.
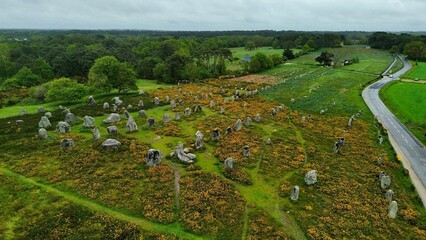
top-left (220, 108), bottom-right (225, 114)
top-left (138, 110), bottom-right (147, 117)
top-left (139, 90), bottom-right (145, 95)
top-left (113, 104), bottom-right (118, 112)
top-left (154, 97), bottom-right (160, 105)
top-left (291, 98), bottom-right (295, 104)
top-left (103, 102), bottom-right (110, 109)
top-left (126, 117), bottom-right (138, 133)
top-left (254, 114), bottom-right (261, 122)
top-left (195, 131), bottom-right (204, 149)
top-left (38, 116), bottom-right (51, 128)
top-left (58, 105), bottom-right (64, 110)
top-left (290, 186), bottom-right (300, 201)
top-left (147, 117), bottom-right (155, 128)
top-left (124, 110), bottom-right (130, 120)
top-left (348, 115), bottom-right (355, 127)
top-left (112, 97), bottom-right (122, 106)
top-left (184, 108), bottom-right (191, 117)
top-left (174, 112), bottom-right (181, 120)
top-left (271, 108), bottom-right (277, 116)
top-left (210, 100), bottom-right (215, 108)
top-left (235, 119), bottom-right (243, 131)
top-left (226, 126), bottom-right (232, 135)
top-left (211, 129), bottom-right (220, 141)
top-left (388, 201), bottom-right (398, 219)
top-left (378, 136), bottom-right (384, 144)
top-left (102, 139), bottom-right (121, 149)
top-left (60, 138), bottom-right (75, 150)
top-left (266, 138), bottom-right (272, 145)
top-left (163, 114), bottom-right (171, 123)
top-left (146, 149), bottom-right (162, 167)
top-left (224, 157), bottom-right (234, 169)
top-left (62, 109), bottom-right (70, 116)
top-left (127, 104), bottom-right (132, 110)
top-left (38, 106), bottom-right (45, 113)
top-left (385, 189), bottom-right (394, 201)
top-left (165, 96), bottom-right (170, 102)
top-left (38, 128), bottom-right (48, 139)
top-left (138, 100), bottom-right (144, 108)
top-left (245, 117), bottom-right (252, 127)
top-left (65, 112), bottom-right (76, 123)
top-left (103, 113), bottom-right (121, 124)
top-left (16, 120), bottom-right (24, 125)
top-left (171, 142), bottom-right (196, 163)
top-left (107, 126), bottom-right (118, 136)
top-left (381, 175), bottom-right (391, 189)
top-left (83, 115), bottom-right (95, 128)
top-left (305, 170), bottom-right (317, 185)
top-left (19, 109), bottom-right (27, 116)
top-left (92, 128), bottom-right (101, 141)
top-left (56, 121), bottom-right (70, 133)
top-left (277, 105), bottom-right (284, 111)
top-left (87, 95), bottom-right (96, 105)
top-left (170, 100), bottom-right (176, 108)
top-left (45, 112), bottom-right (52, 118)
top-left (377, 156), bottom-right (383, 165)
top-left (242, 145), bottom-right (250, 157)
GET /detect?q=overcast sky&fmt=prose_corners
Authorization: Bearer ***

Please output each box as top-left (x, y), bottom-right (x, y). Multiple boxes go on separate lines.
top-left (0, 0), bottom-right (425, 31)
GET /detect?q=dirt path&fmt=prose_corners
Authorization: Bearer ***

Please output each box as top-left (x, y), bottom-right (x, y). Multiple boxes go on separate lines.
top-left (0, 167), bottom-right (203, 240)
top-left (171, 164), bottom-right (181, 210)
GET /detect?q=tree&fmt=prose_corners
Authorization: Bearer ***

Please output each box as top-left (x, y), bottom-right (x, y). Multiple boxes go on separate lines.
top-left (283, 49), bottom-right (295, 60)
top-left (271, 54), bottom-right (283, 66)
top-left (403, 41), bottom-right (426, 63)
top-left (315, 52), bottom-right (334, 66)
top-left (3, 66), bottom-right (40, 88)
top-left (45, 78), bottom-right (88, 103)
top-left (31, 57), bottom-right (54, 81)
top-left (88, 56), bottom-right (137, 93)
top-left (245, 41), bottom-right (256, 51)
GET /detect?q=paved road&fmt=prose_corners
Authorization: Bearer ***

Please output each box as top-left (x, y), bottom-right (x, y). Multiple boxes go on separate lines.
top-left (363, 55), bottom-right (426, 205)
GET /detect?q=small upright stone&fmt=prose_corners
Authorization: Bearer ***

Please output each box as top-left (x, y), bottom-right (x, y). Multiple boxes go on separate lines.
top-left (38, 128), bottom-right (48, 139)
top-left (266, 138), bottom-right (272, 145)
top-left (210, 100), bottom-right (215, 108)
top-left (146, 149), bottom-right (162, 167)
top-left (83, 115), bottom-right (95, 128)
top-left (62, 109), bottom-right (70, 115)
top-left (127, 104), bottom-right (132, 110)
top-left (126, 117), bottom-right (138, 133)
top-left (38, 106), bottom-right (45, 113)
top-left (87, 95), bottom-right (96, 105)
top-left (147, 117), bottom-right (155, 128)
top-left (224, 157), bottom-right (234, 169)
top-left (103, 102), bottom-right (110, 109)
top-left (138, 100), bottom-right (144, 108)
top-left (174, 112), bottom-right (181, 120)
top-left (195, 131), bottom-right (204, 149)
top-left (290, 186), bottom-right (299, 201)
top-left (242, 145), bottom-right (250, 157)
top-left (254, 114), bottom-right (261, 122)
top-left (45, 112), bottom-right (52, 118)
top-left (102, 139), bottom-right (121, 149)
top-left (139, 90), bottom-right (145, 95)
top-left (92, 128), bottom-right (101, 141)
top-left (60, 138), bottom-right (74, 150)
top-left (56, 121), bottom-right (71, 133)
top-left (235, 119), bottom-right (242, 131)
top-left (112, 97), bottom-right (122, 106)
top-left (124, 110), bottom-right (130, 120)
top-left (154, 97), bottom-right (160, 105)
top-left (226, 126), bottom-right (232, 135)
top-left (211, 129), bottom-right (220, 141)
top-left (107, 126), bottom-right (118, 136)
top-left (170, 100), bottom-right (176, 108)
top-left (245, 117), bottom-right (252, 127)
top-left (38, 116), bottom-right (51, 128)
top-left (138, 110), bottom-right (147, 117)
top-left (19, 109), bottom-right (27, 116)
top-left (103, 113), bottom-right (121, 124)
top-left (271, 108), bottom-right (277, 116)
top-left (385, 189), bottom-right (394, 201)
top-left (220, 108), bottom-right (225, 114)
top-left (381, 175), bottom-right (391, 189)
top-left (65, 112), bottom-right (76, 123)
top-left (305, 170), bottom-right (317, 185)
top-left (184, 108), bottom-right (191, 117)
top-left (388, 201), bottom-right (398, 219)
top-left (163, 114), bottom-right (171, 123)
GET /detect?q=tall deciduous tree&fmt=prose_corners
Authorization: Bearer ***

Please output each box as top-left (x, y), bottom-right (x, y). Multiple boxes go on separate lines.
top-left (403, 41), bottom-right (426, 63)
top-left (315, 52), bottom-right (334, 66)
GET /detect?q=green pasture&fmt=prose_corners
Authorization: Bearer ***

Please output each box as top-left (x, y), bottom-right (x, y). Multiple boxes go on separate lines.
top-left (403, 61), bottom-right (426, 80)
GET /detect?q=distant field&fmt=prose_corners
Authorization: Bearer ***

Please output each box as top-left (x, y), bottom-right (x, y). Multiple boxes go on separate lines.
top-left (230, 47), bottom-right (285, 59)
top-left (403, 61), bottom-right (426, 80)
top-left (136, 79), bottom-right (171, 91)
top-left (381, 81), bottom-right (426, 145)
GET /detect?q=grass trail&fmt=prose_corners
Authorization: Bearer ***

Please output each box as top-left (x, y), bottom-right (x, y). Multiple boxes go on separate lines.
top-left (0, 167), bottom-right (204, 240)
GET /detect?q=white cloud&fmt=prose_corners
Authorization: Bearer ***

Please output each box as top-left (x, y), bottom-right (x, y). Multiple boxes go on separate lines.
top-left (0, 0), bottom-right (425, 31)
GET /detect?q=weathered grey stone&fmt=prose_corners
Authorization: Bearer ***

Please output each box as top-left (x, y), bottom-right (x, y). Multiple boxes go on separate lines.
top-left (139, 90), bottom-right (145, 95)
top-left (224, 157), bottom-right (234, 169)
top-left (92, 128), bottom-right (101, 141)
top-left (112, 104), bottom-right (118, 112)
top-left (38, 128), bottom-right (48, 139)
top-left (165, 96), bottom-right (170, 102)
top-left (60, 138), bottom-right (74, 150)
top-left (103, 113), bottom-right (121, 124)
top-left (170, 100), bottom-right (176, 108)
top-left (19, 109), bottom-right (27, 116)
top-left (254, 114), bottom-right (261, 122)
top-left (271, 108), bottom-right (277, 116)
top-left (56, 121), bottom-right (70, 133)
top-left (124, 110), bottom-right (130, 120)
top-left (195, 131), bottom-right (204, 149)
top-left (305, 170), bottom-right (317, 185)
top-left (146, 149), bottom-right (162, 167)
top-left (65, 112), bottom-right (76, 123)
top-left (388, 201), bottom-right (398, 219)
top-left (348, 115), bottom-right (355, 127)
top-left (103, 102), bottom-right (110, 109)
top-left (174, 112), bottom-right (181, 120)
top-left (385, 189), bottom-right (394, 201)
top-left (127, 104), bottom-right (132, 110)
top-left (379, 171), bottom-right (386, 180)
top-left (243, 145), bottom-right (250, 157)
top-left (184, 108), bottom-right (191, 117)
top-left (235, 119), bottom-right (243, 131)
top-left (291, 98), bottom-right (295, 104)
top-left (147, 117), bottom-right (155, 128)
top-left (45, 112), bottom-right (52, 118)
top-left (277, 105), bottom-right (284, 111)
top-left (378, 136), bottom-right (384, 144)
top-left (102, 139), bottom-right (121, 149)
top-left (58, 105), bottom-right (64, 110)
top-left (62, 109), bottom-right (70, 115)
top-left (171, 142), bottom-right (196, 163)
top-left (220, 108), bottom-right (225, 114)
top-left (87, 95), bottom-right (96, 105)
top-left (381, 175), bottom-right (391, 189)
top-left (245, 117), bottom-right (252, 127)
top-left (154, 97), bottom-right (160, 105)
top-left (211, 129), bottom-right (220, 141)
top-left (112, 97), bottom-right (122, 106)
top-left (38, 116), bottom-right (51, 128)
top-left (226, 126), bottom-right (232, 135)
top-left (138, 110), bottom-right (147, 117)
top-left (138, 100), bottom-right (144, 108)
top-left (163, 114), bottom-right (171, 123)
top-left (290, 186), bottom-right (299, 201)
top-left (107, 126), bottom-right (118, 136)
top-left (377, 156), bottom-right (383, 165)
top-left (83, 115), bottom-right (95, 128)
top-left (210, 100), bottom-right (215, 108)
top-left (126, 117), bottom-right (138, 133)
top-left (38, 106), bottom-right (45, 113)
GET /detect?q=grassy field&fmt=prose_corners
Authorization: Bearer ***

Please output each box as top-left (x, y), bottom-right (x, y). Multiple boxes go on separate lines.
top-left (403, 61), bottom-right (426, 80)
top-left (381, 81), bottom-right (426, 145)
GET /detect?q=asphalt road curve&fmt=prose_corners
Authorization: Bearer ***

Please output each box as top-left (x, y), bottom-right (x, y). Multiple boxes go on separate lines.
top-left (362, 55), bottom-right (426, 205)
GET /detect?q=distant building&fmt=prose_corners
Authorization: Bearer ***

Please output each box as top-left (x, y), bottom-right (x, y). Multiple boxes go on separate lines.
top-left (242, 55), bottom-right (252, 63)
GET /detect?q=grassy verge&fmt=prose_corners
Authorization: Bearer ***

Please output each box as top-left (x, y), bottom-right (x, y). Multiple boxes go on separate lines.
top-left (403, 61), bottom-right (426, 80)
